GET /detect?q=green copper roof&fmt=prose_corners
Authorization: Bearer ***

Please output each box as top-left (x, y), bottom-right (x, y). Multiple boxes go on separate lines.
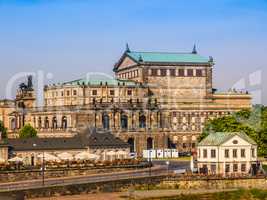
top-left (127, 51), bottom-right (210, 64)
top-left (198, 132), bottom-right (257, 146)
top-left (62, 78), bottom-right (137, 86)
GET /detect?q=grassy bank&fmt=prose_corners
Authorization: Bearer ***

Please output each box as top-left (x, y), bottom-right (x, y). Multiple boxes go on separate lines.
top-left (263, 165), bottom-right (267, 173)
top-left (140, 189), bottom-right (267, 200)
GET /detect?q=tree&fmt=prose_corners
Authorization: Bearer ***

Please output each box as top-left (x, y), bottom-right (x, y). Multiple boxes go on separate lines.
top-left (0, 120), bottom-right (7, 139)
top-left (19, 124), bottom-right (37, 139)
top-left (199, 105), bottom-right (267, 156)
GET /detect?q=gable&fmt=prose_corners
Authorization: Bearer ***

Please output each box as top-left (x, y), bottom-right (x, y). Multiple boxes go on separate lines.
top-left (221, 135), bottom-right (252, 147)
top-left (116, 56), bottom-right (137, 71)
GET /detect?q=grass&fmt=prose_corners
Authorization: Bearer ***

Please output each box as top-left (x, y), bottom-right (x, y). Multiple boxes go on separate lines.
top-left (140, 189), bottom-right (267, 200)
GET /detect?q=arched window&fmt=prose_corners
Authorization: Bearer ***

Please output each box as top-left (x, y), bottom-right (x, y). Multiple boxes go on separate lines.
top-left (44, 117), bottom-right (49, 129)
top-left (10, 118), bottom-right (16, 130)
top-left (62, 116), bottom-right (67, 129)
top-left (139, 115), bottom-right (146, 128)
top-left (147, 137), bottom-right (153, 150)
top-left (127, 138), bottom-right (135, 153)
top-left (52, 117), bottom-right (57, 129)
top-left (121, 115), bottom-right (128, 129)
top-left (38, 117), bottom-right (42, 129)
top-left (102, 114), bottom-right (110, 130)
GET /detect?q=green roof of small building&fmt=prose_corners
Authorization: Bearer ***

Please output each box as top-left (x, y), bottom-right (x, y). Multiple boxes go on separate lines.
top-left (61, 78), bottom-right (137, 86)
top-left (126, 51), bottom-right (210, 64)
top-left (198, 132), bottom-right (257, 146)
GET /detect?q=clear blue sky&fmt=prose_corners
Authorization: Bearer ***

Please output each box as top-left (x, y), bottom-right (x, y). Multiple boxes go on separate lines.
top-left (0, 0), bottom-right (266, 104)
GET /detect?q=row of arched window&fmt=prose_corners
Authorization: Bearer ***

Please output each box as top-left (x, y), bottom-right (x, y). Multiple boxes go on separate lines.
top-left (127, 137), bottom-right (154, 153)
top-left (36, 116), bottom-right (68, 129)
top-left (102, 114), bottom-right (146, 130)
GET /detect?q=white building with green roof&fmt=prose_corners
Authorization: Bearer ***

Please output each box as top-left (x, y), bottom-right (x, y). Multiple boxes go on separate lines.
top-left (197, 132), bottom-right (258, 176)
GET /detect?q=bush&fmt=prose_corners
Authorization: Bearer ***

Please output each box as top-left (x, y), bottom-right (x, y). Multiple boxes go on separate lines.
top-left (19, 124), bottom-right (37, 138)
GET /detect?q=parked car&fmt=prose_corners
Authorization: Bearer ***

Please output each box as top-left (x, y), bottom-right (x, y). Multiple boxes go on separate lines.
top-left (129, 152), bottom-right (137, 159)
top-left (178, 152), bottom-right (191, 157)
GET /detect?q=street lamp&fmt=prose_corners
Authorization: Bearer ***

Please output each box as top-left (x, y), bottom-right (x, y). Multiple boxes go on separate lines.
top-left (166, 160), bottom-right (170, 177)
top-left (33, 143), bottom-right (45, 186)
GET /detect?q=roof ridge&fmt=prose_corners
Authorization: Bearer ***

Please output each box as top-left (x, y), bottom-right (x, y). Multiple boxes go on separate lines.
top-left (129, 51), bottom-right (198, 55)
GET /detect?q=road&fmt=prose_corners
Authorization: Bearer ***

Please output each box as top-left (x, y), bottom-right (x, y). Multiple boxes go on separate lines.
top-left (0, 161), bottom-right (190, 192)
top-left (0, 165), bottom-right (164, 192)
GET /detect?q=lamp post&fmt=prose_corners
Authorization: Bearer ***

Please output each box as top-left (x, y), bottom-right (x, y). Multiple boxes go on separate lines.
top-left (166, 160), bottom-right (170, 178)
top-left (33, 143), bottom-right (45, 186)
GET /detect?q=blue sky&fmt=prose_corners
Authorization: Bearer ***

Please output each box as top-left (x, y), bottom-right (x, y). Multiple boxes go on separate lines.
top-left (0, 0), bottom-right (266, 104)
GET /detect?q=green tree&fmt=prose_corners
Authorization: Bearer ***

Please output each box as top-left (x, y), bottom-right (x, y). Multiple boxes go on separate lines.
top-left (199, 106), bottom-right (267, 156)
top-left (0, 120), bottom-right (7, 139)
top-left (19, 124), bottom-right (37, 139)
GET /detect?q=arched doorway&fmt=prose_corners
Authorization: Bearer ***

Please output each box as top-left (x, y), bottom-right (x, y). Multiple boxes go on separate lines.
top-left (52, 117), bottom-right (57, 129)
top-left (127, 138), bottom-right (135, 153)
top-left (147, 137), bottom-right (153, 150)
top-left (62, 116), bottom-right (67, 129)
top-left (121, 115), bottom-right (128, 129)
top-left (102, 114), bottom-right (110, 130)
top-left (44, 117), bottom-right (49, 129)
top-left (167, 137), bottom-right (176, 149)
top-left (38, 117), bottom-right (42, 129)
top-left (139, 115), bottom-right (146, 128)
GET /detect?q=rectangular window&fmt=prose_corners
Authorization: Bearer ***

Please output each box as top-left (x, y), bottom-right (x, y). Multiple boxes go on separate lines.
top-left (211, 164), bottom-right (216, 173)
top-left (170, 69), bottom-right (176, 76)
top-left (110, 90), bottom-right (115, 96)
top-left (178, 69), bottom-right (185, 76)
top-left (127, 90), bottom-right (132, 96)
top-left (241, 164), bottom-right (246, 172)
top-left (187, 69), bottom-right (194, 76)
top-left (183, 143), bottom-right (187, 149)
top-left (73, 90), bottom-right (77, 96)
top-left (196, 69), bottom-right (202, 76)
top-left (92, 90), bottom-right (97, 96)
top-left (225, 164), bottom-right (230, 173)
top-left (241, 149), bottom-right (246, 158)
top-left (66, 91), bottom-right (70, 96)
top-left (211, 149), bottom-right (216, 158)
top-left (233, 149), bottom-right (237, 158)
top-left (203, 149), bottom-right (207, 158)
top-left (160, 69), bottom-right (167, 76)
top-left (233, 164), bottom-right (238, 172)
top-left (225, 149), bottom-right (229, 158)
top-left (151, 69), bottom-right (157, 76)
top-left (61, 91), bottom-right (64, 96)
top-left (252, 148), bottom-right (255, 158)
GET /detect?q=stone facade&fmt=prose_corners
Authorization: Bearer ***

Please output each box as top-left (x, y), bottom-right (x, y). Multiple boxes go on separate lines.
top-left (2, 46), bottom-right (252, 156)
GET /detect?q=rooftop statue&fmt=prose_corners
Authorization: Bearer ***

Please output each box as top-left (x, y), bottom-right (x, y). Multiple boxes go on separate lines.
top-left (19, 75), bottom-right (33, 92)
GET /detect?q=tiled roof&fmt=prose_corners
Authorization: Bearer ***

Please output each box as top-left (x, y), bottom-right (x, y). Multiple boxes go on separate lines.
top-left (82, 128), bottom-right (130, 149)
top-left (127, 51), bottom-right (210, 64)
top-left (8, 137), bottom-right (84, 151)
top-left (6, 129), bottom-right (130, 151)
top-left (198, 132), bottom-right (257, 146)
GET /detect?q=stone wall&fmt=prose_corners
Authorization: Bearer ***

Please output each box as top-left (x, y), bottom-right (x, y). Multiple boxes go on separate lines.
top-left (0, 176), bottom-right (266, 199)
top-left (0, 165), bottom-right (145, 183)
top-left (161, 177), bottom-right (267, 190)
